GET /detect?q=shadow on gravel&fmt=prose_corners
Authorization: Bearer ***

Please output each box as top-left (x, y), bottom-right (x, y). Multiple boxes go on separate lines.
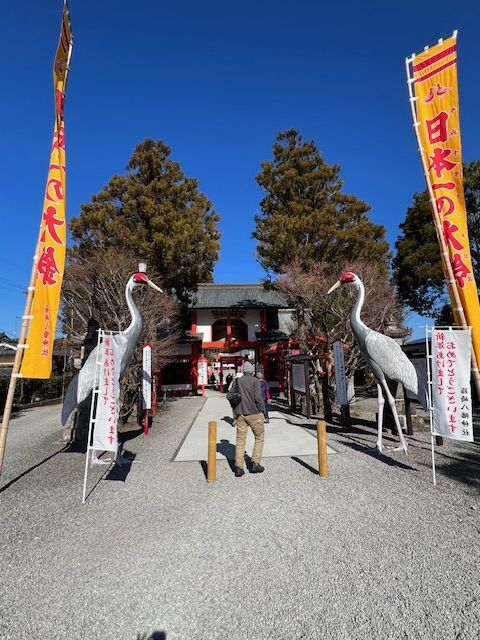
top-left (137, 630), bottom-right (166, 639)
top-left (217, 439), bottom-right (236, 471)
top-left (342, 441), bottom-right (416, 470)
top-left (0, 444), bottom-right (69, 494)
top-left (105, 451), bottom-right (136, 482)
top-left (119, 427), bottom-right (144, 443)
top-left (435, 455), bottom-right (480, 490)
top-left (413, 445), bottom-right (480, 490)
top-left (291, 456), bottom-right (318, 475)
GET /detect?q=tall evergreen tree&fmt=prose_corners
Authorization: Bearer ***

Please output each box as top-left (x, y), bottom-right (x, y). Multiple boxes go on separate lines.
top-left (69, 138), bottom-right (221, 305)
top-left (253, 129), bottom-right (389, 275)
top-left (393, 161), bottom-right (480, 321)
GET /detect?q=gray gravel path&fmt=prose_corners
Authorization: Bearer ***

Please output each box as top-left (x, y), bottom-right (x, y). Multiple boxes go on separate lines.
top-left (1, 398), bottom-right (479, 640)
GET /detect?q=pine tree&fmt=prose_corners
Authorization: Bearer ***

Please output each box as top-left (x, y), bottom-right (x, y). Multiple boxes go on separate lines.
top-left (253, 129), bottom-right (389, 274)
top-left (69, 138), bottom-right (221, 305)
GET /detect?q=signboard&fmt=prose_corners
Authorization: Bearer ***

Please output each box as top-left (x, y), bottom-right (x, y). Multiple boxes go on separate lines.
top-left (292, 363), bottom-right (306, 393)
top-left (333, 341), bottom-right (348, 406)
top-left (142, 345), bottom-right (152, 410)
top-left (92, 333), bottom-right (122, 453)
top-left (431, 328), bottom-right (473, 441)
top-left (197, 355), bottom-right (208, 386)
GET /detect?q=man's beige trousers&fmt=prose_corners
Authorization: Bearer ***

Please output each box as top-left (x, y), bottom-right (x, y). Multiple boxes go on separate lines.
top-left (235, 413), bottom-right (265, 468)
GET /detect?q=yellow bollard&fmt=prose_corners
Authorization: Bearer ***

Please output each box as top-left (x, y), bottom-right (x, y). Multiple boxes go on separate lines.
top-left (207, 420), bottom-right (217, 482)
top-left (317, 420), bottom-right (328, 478)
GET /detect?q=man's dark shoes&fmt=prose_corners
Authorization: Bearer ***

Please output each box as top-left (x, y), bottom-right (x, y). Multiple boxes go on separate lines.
top-left (250, 463), bottom-right (265, 474)
top-left (234, 466), bottom-right (245, 477)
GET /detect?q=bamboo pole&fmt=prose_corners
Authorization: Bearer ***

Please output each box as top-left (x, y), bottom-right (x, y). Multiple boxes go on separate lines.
top-left (0, 249), bottom-right (40, 476)
top-left (405, 45), bottom-right (480, 399)
top-left (0, 7), bottom-right (73, 477)
top-left (317, 420), bottom-right (328, 478)
top-left (207, 420), bottom-right (217, 482)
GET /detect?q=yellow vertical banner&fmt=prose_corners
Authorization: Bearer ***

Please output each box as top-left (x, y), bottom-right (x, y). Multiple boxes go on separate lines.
top-left (407, 33), bottom-right (480, 374)
top-left (20, 3), bottom-right (73, 379)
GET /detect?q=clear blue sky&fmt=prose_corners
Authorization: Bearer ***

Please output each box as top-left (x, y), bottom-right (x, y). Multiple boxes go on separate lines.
top-left (1, 0), bottom-right (479, 339)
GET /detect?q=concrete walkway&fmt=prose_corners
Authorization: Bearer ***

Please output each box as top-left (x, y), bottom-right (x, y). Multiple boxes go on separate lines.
top-left (174, 392), bottom-right (336, 462)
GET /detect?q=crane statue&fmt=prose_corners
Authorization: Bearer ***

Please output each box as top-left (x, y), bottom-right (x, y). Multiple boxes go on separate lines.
top-left (61, 269), bottom-right (163, 460)
top-left (327, 272), bottom-right (417, 453)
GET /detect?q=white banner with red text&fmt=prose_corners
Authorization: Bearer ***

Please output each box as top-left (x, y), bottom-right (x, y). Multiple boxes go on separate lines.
top-left (431, 327), bottom-right (473, 442)
top-left (92, 333), bottom-right (122, 453)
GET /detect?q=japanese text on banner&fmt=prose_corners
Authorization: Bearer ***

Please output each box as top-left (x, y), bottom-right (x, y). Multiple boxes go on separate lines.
top-left (431, 328), bottom-right (473, 442)
top-left (20, 3), bottom-right (73, 379)
top-left (409, 34), bottom-right (480, 376)
top-left (93, 335), bottom-right (122, 453)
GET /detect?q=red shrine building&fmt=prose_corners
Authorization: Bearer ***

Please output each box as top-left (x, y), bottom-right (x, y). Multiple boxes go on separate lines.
top-left (158, 284), bottom-right (294, 395)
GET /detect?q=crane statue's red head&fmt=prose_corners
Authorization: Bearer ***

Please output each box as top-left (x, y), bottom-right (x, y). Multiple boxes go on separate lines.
top-left (327, 272), bottom-right (358, 294)
top-left (131, 272), bottom-right (163, 293)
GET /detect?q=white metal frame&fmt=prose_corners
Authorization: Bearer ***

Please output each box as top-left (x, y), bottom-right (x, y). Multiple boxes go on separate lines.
top-left (81, 329), bottom-right (118, 503)
top-left (425, 324), bottom-right (471, 487)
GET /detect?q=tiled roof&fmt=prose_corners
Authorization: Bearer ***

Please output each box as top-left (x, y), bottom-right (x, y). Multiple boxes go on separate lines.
top-left (190, 284), bottom-right (289, 309)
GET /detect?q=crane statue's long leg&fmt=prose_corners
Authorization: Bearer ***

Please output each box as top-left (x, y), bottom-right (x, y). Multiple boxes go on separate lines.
top-left (381, 382), bottom-right (408, 453)
top-left (375, 381), bottom-right (385, 453)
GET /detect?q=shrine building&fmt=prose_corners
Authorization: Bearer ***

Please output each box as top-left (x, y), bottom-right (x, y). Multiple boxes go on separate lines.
top-left (158, 283), bottom-right (295, 395)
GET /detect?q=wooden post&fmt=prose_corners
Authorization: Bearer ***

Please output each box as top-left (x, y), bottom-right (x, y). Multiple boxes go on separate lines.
top-left (317, 420), bottom-right (328, 478)
top-left (403, 388), bottom-right (414, 436)
top-left (340, 404), bottom-right (350, 427)
top-left (207, 420), bottom-right (217, 482)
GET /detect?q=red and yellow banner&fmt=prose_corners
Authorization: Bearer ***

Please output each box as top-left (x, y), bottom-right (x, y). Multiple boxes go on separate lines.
top-left (407, 33), bottom-right (480, 369)
top-left (20, 3), bottom-right (73, 379)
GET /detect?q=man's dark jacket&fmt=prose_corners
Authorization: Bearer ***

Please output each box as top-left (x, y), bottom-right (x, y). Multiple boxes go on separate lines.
top-left (231, 374), bottom-right (265, 417)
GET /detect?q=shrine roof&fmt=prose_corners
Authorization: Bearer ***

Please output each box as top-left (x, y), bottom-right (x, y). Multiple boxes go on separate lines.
top-left (190, 284), bottom-right (289, 309)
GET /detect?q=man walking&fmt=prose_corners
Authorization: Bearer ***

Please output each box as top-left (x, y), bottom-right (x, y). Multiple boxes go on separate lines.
top-left (230, 361), bottom-right (265, 477)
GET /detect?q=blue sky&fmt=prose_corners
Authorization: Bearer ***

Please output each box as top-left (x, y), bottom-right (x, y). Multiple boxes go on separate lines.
top-left (1, 0), bottom-right (479, 339)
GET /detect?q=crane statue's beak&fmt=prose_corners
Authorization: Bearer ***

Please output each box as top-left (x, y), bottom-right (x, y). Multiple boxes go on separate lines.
top-left (327, 280), bottom-right (341, 295)
top-left (147, 279), bottom-right (163, 293)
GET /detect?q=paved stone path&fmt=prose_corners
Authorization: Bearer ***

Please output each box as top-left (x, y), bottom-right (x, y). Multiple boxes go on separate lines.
top-left (174, 392), bottom-right (337, 462)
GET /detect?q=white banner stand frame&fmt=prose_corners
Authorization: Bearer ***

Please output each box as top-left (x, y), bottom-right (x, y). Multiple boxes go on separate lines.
top-left (82, 329), bottom-right (119, 503)
top-left (425, 325), bottom-right (473, 487)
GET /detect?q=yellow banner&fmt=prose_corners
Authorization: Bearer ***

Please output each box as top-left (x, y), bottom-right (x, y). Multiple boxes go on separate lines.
top-left (20, 3), bottom-right (73, 379)
top-left (409, 34), bottom-right (480, 366)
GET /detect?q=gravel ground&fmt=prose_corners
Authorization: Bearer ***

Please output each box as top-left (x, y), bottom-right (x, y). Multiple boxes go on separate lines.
top-left (1, 398), bottom-right (479, 640)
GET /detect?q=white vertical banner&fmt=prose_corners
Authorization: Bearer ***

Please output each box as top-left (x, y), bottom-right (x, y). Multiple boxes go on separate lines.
top-left (142, 345), bottom-right (152, 410)
top-left (333, 340), bottom-right (348, 406)
top-left (197, 355), bottom-right (208, 386)
top-left (93, 333), bottom-right (122, 453)
top-left (431, 328), bottom-right (473, 442)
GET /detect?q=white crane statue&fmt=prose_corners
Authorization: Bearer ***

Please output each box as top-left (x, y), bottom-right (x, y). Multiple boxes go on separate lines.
top-left (327, 272), bottom-right (417, 453)
top-left (61, 269), bottom-right (163, 456)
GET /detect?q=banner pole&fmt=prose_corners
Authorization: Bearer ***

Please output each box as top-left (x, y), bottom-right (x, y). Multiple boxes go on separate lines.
top-left (430, 434), bottom-right (437, 487)
top-left (0, 246), bottom-right (41, 477)
top-left (1, 2), bottom-right (73, 478)
top-left (405, 53), bottom-right (480, 399)
top-left (425, 326), bottom-right (436, 486)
